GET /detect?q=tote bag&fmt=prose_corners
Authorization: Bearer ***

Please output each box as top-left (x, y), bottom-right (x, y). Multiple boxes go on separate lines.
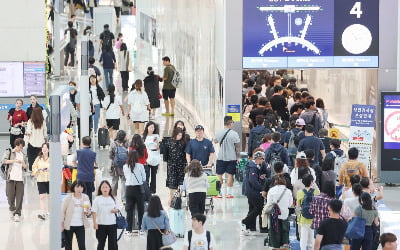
top-left (345, 207), bottom-right (366, 239)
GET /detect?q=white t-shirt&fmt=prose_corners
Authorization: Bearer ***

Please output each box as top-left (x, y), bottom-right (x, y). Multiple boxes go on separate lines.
top-left (92, 195), bottom-right (120, 225)
top-left (344, 196), bottom-right (360, 214)
top-left (103, 95), bottom-right (122, 119)
top-left (10, 151), bottom-right (24, 181)
top-left (183, 230), bottom-right (215, 250)
top-left (70, 196), bottom-right (84, 226)
top-left (144, 134), bottom-right (161, 151)
top-left (90, 86), bottom-right (100, 105)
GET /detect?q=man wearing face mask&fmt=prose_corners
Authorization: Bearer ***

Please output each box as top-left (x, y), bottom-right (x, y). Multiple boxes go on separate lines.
top-left (241, 151), bottom-right (267, 235)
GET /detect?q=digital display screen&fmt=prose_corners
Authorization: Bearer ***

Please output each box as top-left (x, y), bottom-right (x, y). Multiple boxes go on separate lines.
top-left (0, 61), bottom-right (46, 97)
top-left (24, 62), bottom-right (46, 97)
top-left (0, 62), bottom-right (24, 97)
top-left (243, 0), bottom-right (379, 68)
top-left (383, 95), bottom-right (400, 150)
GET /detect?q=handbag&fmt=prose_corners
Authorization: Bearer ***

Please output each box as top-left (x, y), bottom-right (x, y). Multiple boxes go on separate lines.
top-left (158, 92), bottom-right (163, 99)
top-left (345, 207), bottom-right (366, 239)
top-left (263, 188), bottom-right (287, 215)
top-left (10, 126), bottom-right (22, 135)
top-left (115, 210), bottom-right (128, 241)
top-left (151, 221), bottom-right (177, 246)
top-left (132, 170), bottom-right (152, 201)
top-left (170, 189), bottom-right (182, 209)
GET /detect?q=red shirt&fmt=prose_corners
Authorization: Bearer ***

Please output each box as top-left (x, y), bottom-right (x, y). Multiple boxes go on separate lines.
top-left (129, 147), bottom-right (148, 165)
top-left (8, 109), bottom-right (28, 126)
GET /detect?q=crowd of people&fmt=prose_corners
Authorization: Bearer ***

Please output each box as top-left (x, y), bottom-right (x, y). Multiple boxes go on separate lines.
top-left (239, 70), bottom-right (396, 250)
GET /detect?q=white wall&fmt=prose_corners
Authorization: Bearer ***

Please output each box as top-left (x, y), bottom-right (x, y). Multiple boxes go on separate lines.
top-left (0, 0), bottom-right (46, 61)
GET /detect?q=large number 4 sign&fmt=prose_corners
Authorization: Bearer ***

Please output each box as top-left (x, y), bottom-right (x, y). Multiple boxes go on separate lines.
top-left (350, 2), bottom-right (363, 18)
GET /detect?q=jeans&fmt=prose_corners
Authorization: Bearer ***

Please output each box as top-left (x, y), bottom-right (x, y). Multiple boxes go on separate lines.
top-left (125, 185), bottom-right (144, 231)
top-left (95, 224), bottom-right (117, 250)
top-left (242, 196), bottom-right (264, 230)
top-left (64, 226), bottom-right (86, 250)
top-left (145, 164), bottom-right (158, 193)
top-left (89, 7), bottom-right (94, 19)
top-left (103, 68), bottom-right (113, 90)
top-left (120, 71), bottom-right (129, 91)
top-left (321, 244), bottom-right (342, 250)
top-left (300, 223), bottom-right (314, 250)
top-left (188, 192), bottom-right (206, 216)
top-left (79, 181), bottom-right (94, 204)
top-left (351, 226), bottom-right (373, 250)
top-left (92, 104), bottom-right (101, 133)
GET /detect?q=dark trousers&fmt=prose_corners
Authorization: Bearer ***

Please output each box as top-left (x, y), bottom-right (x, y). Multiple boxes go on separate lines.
top-left (89, 7), bottom-right (94, 19)
top-left (145, 164), bottom-right (158, 193)
top-left (27, 143), bottom-right (41, 171)
top-left (351, 226), bottom-right (373, 250)
top-left (114, 7), bottom-right (121, 18)
top-left (64, 47), bottom-right (75, 66)
top-left (64, 226), bottom-right (86, 250)
top-left (242, 196), bottom-right (264, 230)
top-left (6, 180), bottom-right (24, 216)
top-left (96, 224), bottom-right (118, 250)
top-left (147, 229), bottom-right (163, 250)
top-left (9, 133), bottom-right (23, 148)
top-left (188, 192), bottom-right (206, 216)
top-left (120, 71), bottom-right (129, 91)
top-left (80, 181), bottom-right (94, 204)
top-left (125, 185), bottom-right (144, 231)
top-left (77, 116), bottom-right (93, 140)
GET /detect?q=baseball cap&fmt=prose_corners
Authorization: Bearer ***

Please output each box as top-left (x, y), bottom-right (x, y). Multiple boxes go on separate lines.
top-left (253, 151), bottom-right (265, 159)
top-left (296, 151), bottom-right (307, 159)
top-left (195, 125), bottom-right (204, 131)
top-left (295, 118), bottom-right (306, 126)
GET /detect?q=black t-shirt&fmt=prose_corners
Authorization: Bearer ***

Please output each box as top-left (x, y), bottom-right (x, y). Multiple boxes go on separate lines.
top-left (249, 107), bottom-right (269, 125)
top-left (270, 95), bottom-right (289, 121)
top-left (317, 218), bottom-right (347, 247)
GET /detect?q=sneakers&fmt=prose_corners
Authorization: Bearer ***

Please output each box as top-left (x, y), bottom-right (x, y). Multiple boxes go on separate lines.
top-left (240, 228), bottom-right (250, 236)
top-left (10, 210), bottom-right (15, 218)
top-left (169, 113), bottom-right (175, 116)
top-left (162, 113), bottom-right (170, 116)
top-left (213, 195), bottom-right (223, 198)
top-left (38, 214), bottom-right (47, 220)
top-left (14, 215), bottom-right (21, 222)
top-left (124, 231), bottom-right (133, 236)
top-left (225, 195), bottom-right (234, 199)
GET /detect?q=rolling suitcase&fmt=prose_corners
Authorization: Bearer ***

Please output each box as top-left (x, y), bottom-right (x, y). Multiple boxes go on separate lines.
top-left (169, 208), bottom-right (185, 238)
top-left (207, 176), bottom-right (221, 196)
top-left (98, 128), bottom-right (110, 147)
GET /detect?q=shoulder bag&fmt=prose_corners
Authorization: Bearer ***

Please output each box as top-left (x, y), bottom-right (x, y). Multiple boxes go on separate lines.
top-left (263, 187), bottom-right (287, 215)
top-left (151, 220), bottom-right (177, 246)
top-left (115, 209), bottom-right (128, 241)
top-left (132, 168), bottom-right (152, 201)
top-left (345, 206), bottom-right (366, 239)
top-left (219, 129), bottom-right (231, 147)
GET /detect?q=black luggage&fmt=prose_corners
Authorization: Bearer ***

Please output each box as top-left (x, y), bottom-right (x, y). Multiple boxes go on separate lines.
top-left (98, 128), bottom-right (110, 147)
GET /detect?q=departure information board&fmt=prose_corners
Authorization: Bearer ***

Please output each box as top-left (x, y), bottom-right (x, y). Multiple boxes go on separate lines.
top-left (23, 62), bottom-right (46, 97)
top-left (243, 0), bottom-right (379, 68)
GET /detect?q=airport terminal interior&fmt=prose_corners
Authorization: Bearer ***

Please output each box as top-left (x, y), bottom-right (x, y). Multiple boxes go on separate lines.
top-left (0, 0), bottom-right (400, 249)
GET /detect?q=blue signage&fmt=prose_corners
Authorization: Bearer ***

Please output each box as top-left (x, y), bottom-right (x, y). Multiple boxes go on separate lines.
top-left (243, 0), bottom-right (379, 68)
top-left (227, 104), bottom-right (241, 113)
top-left (350, 104), bottom-right (376, 127)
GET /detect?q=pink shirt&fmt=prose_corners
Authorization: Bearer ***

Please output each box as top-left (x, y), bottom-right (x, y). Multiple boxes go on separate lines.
top-left (260, 142), bottom-right (271, 151)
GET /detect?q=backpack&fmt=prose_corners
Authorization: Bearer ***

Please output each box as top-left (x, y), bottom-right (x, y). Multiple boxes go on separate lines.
top-left (330, 151), bottom-right (347, 176)
top-left (287, 130), bottom-right (303, 156)
top-left (343, 164), bottom-right (360, 187)
top-left (0, 148), bottom-right (12, 180)
top-left (301, 188), bottom-right (315, 219)
top-left (102, 31), bottom-right (113, 51)
top-left (268, 147), bottom-right (284, 176)
top-left (171, 66), bottom-right (182, 88)
top-left (188, 230), bottom-right (211, 250)
top-left (113, 142), bottom-right (128, 168)
top-left (251, 127), bottom-right (271, 152)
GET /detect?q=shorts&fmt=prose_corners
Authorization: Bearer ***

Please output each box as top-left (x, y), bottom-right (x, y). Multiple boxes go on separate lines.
top-left (37, 182), bottom-right (50, 194)
top-left (106, 119), bottom-right (120, 130)
top-left (216, 160), bottom-right (237, 175)
top-left (162, 89), bottom-right (176, 100)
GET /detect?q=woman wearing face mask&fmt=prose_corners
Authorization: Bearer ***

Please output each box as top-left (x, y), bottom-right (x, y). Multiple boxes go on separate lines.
top-left (8, 99), bottom-right (28, 148)
top-left (69, 81), bottom-right (78, 109)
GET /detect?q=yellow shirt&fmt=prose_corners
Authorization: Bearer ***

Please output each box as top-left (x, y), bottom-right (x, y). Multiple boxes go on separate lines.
top-left (296, 188), bottom-right (320, 225)
top-left (32, 156), bottom-right (50, 182)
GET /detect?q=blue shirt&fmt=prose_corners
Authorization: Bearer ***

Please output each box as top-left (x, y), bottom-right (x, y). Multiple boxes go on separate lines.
top-left (123, 163), bottom-right (146, 186)
top-left (76, 147), bottom-right (96, 182)
top-left (298, 135), bottom-right (325, 164)
top-left (185, 138), bottom-right (215, 166)
top-left (141, 210), bottom-right (171, 231)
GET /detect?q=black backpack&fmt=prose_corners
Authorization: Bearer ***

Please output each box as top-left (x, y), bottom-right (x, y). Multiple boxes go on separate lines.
top-left (268, 147), bottom-right (283, 175)
top-left (188, 230), bottom-right (211, 250)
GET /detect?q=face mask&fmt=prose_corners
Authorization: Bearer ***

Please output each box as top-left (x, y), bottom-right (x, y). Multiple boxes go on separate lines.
top-left (69, 86), bottom-right (75, 91)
